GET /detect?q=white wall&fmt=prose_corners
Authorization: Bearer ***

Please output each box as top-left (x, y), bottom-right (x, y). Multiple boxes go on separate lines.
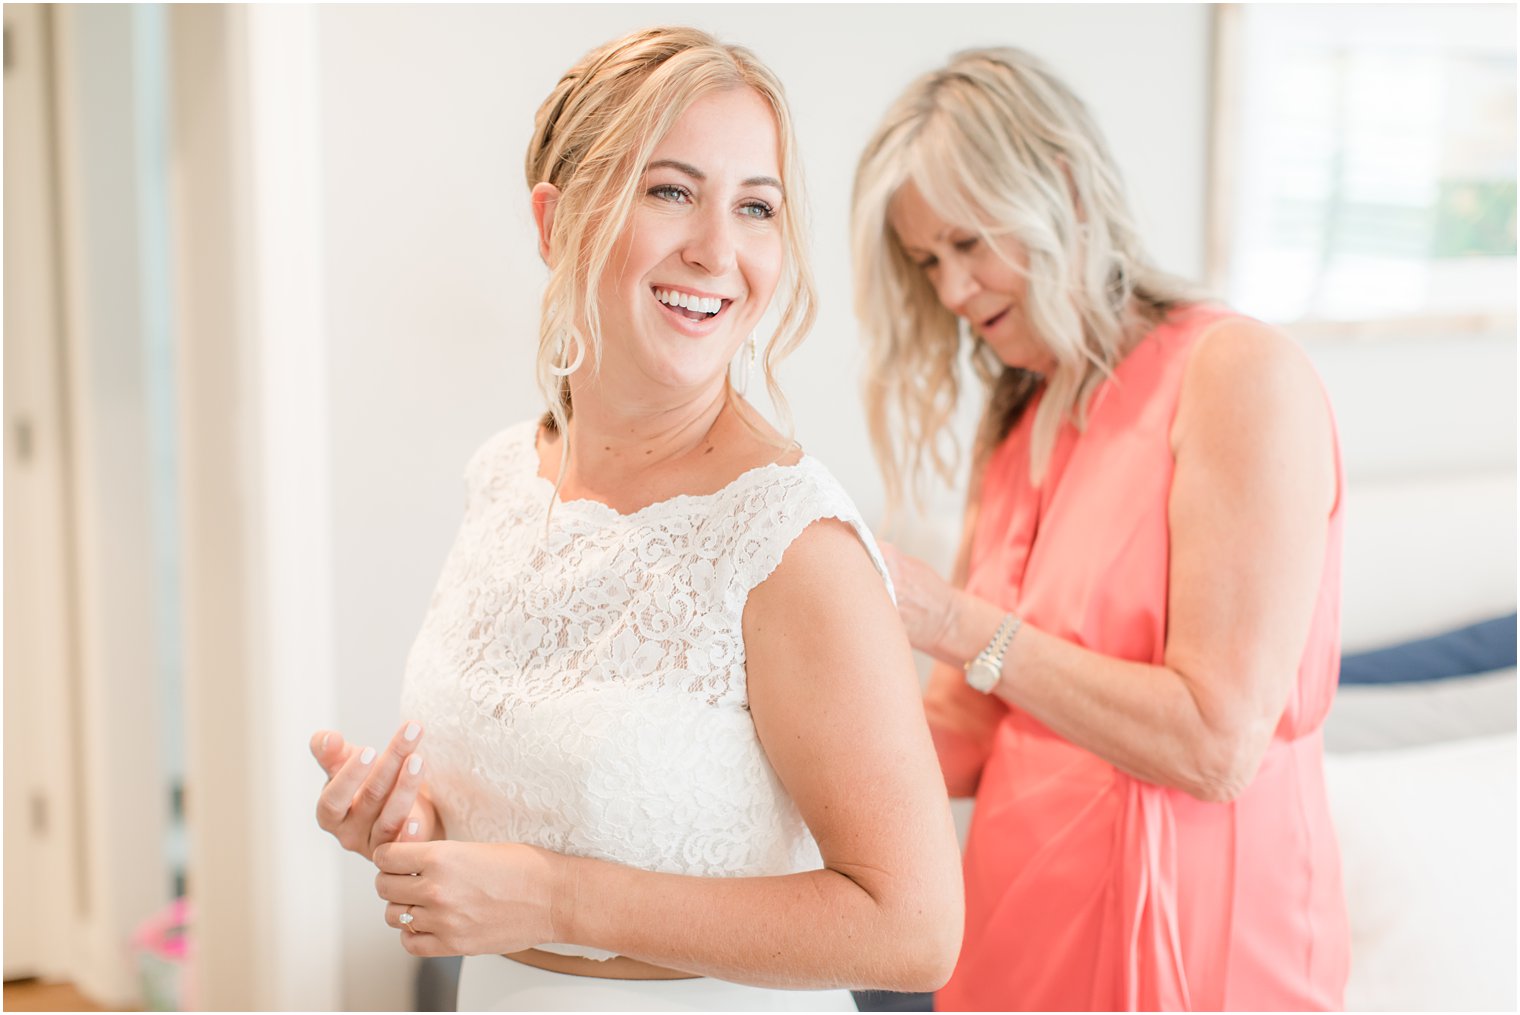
top-left (311, 5), bottom-right (1211, 1008)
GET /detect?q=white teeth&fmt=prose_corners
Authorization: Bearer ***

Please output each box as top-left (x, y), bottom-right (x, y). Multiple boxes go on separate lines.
top-left (656, 289), bottom-right (723, 315)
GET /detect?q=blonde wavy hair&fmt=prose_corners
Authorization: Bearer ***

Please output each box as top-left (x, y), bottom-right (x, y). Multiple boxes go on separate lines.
top-left (525, 27), bottom-right (815, 473)
top-left (852, 47), bottom-right (1204, 508)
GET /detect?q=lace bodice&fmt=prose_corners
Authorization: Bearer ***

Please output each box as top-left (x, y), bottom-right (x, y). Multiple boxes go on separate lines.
top-left (399, 420), bottom-right (891, 939)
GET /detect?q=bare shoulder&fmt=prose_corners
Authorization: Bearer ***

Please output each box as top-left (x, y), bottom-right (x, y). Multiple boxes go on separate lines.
top-left (749, 515), bottom-right (886, 611)
top-left (1172, 316), bottom-right (1331, 448)
top-left (1170, 315), bottom-right (1337, 515)
top-left (743, 511), bottom-right (911, 738)
top-left (742, 511), bottom-right (900, 695)
top-left (766, 516), bottom-right (887, 586)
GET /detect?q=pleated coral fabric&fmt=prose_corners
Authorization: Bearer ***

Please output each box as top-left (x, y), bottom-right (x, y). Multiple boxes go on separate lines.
top-left (933, 306), bottom-right (1350, 1011)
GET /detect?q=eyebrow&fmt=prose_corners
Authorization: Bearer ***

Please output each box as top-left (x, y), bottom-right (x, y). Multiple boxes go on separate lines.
top-left (647, 158), bottom-right (784, 194)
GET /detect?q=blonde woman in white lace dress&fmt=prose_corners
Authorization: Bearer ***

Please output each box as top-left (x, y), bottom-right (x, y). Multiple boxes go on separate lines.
top-left (308, 27), bottom-right (962, 1011)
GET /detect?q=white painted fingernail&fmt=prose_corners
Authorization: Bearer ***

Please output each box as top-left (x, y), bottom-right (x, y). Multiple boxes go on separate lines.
top-left (359, 746), bottom-right (376, 765)
top-left (408, 755), bottom-right (423, 776)
top-left (321, 733), bottom-right (331, 752)
top-left (406, 820), bottom-right (419, 837)
top-left (403, 721), bottom-right (421, 742)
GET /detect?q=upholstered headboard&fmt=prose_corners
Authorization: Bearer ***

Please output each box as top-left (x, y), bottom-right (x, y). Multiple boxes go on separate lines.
top-left (1339, 469), bottom-right (1517, 652)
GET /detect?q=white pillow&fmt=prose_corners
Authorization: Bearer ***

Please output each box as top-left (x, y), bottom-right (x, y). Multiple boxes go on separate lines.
top-left (1325, 734), bottom-right (1517, 1011)
top-left (1325, 669), bottom-right (1517, 753)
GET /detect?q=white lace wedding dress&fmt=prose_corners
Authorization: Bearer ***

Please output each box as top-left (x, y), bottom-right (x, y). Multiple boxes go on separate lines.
top-left (399, 420), bottom-right (888, 1011)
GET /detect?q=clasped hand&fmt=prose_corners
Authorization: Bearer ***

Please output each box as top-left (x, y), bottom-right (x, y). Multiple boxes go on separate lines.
top-left (311, 720), bottom-right (560, 956)
top-left (373, 839), bottom-right (562, 957)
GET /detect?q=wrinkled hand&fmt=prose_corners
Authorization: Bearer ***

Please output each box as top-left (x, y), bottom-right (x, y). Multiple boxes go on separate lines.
top-left (878, 541), bottom-right (961, 658)
top-left (374, 840), bottom-right (562, 957)
top-left (311, 721), bottom-right (441, 860)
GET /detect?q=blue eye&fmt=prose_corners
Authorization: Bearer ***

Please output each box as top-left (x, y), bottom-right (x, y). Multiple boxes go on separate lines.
top-left (739, 200), bottom-right (775, 220)
top-left (650, 184), bottom-right (691, 203)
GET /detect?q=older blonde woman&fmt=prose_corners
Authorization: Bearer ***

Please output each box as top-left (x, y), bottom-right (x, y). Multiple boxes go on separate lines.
top-left (308, 27), bottom-right (962, 1011)
top-left (853, 49), bottom-right (1349, 1010)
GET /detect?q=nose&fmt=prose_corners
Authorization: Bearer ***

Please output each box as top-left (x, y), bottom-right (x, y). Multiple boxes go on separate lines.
top-left (932, 257), bottom-right (979, 318)
top-left (682, 205), bottom-right (738, 277)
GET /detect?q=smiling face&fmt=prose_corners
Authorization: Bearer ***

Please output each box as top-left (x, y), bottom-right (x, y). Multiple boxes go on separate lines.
top-left (888, 179), bottom-right (1052, 374)
top-left (593, 87), bottom-right (785, 399)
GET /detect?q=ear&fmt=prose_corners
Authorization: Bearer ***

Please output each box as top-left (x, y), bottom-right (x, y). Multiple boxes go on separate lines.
top-left (531, 182), bottom-right (561, 264)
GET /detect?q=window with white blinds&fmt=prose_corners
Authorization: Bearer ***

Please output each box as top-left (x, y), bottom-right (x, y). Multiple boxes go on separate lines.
top-left (1211, 4), bottom-right (1515, 335)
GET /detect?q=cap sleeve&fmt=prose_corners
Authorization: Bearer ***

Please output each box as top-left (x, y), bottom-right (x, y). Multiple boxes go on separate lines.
top-left (721, 458), bottom-right (894, 609)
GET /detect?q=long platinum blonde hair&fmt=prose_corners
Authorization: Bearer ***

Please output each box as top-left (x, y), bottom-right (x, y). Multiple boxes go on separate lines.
top-left (852, 47), bottom-right (1203, 508)
top-left (525, 27), bottom-right (815, 467)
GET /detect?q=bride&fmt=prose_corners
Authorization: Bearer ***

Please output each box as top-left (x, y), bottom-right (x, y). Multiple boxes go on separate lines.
top-left (309, 26), bottom-right (962, 1011)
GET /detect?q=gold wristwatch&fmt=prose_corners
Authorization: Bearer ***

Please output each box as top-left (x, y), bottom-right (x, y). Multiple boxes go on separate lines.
top-left (965, 613), bottom-right (1021, 694)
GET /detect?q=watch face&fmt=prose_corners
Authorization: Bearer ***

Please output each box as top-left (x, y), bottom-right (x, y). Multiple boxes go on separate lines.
top-left (966, 659), bottom-right (1000, 694)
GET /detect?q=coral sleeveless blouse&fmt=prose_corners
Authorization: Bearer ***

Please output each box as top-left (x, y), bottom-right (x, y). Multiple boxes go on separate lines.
top-left (934, 307), bottom-right (1350, 1011)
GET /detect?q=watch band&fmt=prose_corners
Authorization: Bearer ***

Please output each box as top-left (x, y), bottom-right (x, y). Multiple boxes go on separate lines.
top-left (964, 613), bottom-right (1022, 694)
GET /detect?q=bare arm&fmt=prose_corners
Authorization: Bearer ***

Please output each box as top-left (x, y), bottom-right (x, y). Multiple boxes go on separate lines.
top-left (908, 320), bottom-right (1336, 802)
top-left (374, 518), bottom-right (964, 991)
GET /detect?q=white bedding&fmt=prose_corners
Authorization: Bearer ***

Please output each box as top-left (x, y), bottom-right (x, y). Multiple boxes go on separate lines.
top-left (1324, 733), bottom-right (1517, 1011)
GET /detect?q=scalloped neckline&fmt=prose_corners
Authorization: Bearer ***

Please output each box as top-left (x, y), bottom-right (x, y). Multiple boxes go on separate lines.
top-left (522, 425), bottom-right (815, 523)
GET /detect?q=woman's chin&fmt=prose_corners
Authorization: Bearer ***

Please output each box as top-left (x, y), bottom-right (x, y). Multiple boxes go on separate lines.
top-left (636, 359), bottom-right (735, 399)
top-left (642, 343), bottom-right (746, 393)
top-left (986, 339), bottom-right (1054, 376)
